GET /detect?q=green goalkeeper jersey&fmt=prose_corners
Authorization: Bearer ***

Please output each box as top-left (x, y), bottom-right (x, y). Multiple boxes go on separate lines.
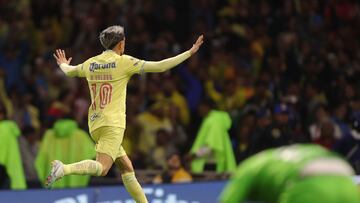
top-left (220, 144), bottom-right (360, 203)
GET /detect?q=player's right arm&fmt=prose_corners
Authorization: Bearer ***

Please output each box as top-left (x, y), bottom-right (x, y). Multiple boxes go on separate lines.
top-left (53, 49), bottom-right (84, 77)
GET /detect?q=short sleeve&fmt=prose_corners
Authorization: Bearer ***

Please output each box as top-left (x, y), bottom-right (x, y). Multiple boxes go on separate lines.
top-left (122, 55), bottom-right (146, 76)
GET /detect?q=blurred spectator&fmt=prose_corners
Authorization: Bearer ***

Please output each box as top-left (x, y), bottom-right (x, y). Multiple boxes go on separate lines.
top-left (47, 90), bottom-right (74, 121)
top-left (249, 108), bottom-right (273, 154)
top-left (304, 83), bottom-right (328, 115)
top-left (256, 103), bottom-right (294, 150)
top-left (73, 84), bottom-right (90, 128)
top-left (206, 78), bottom-right (254, 116)
top-left (122, 107), bottom-right (144, 169)
top-left (0, 43), bottom-right (25, 91)
top-left (149, 129), bottom-right (177, 169)
top-left (332, 103), bottom-right (351, 137)
top-left (159, 76), bottom-right (190, 126)
top-left (309, 105), bottom-right (342, 141)
top-left (314, 119), bottom-right (337, 149)
top-left (10, 92), bottom-right (40, 130)
top-left (18, 126), bottom-right (40, 187)
top-left (190, 99), bottom-right (236, 173)
top-left (334, 113), bottom-right (360, 173)
top-left (234, 111), bottom-right (257, 162)
top-left (35, 119), bottom-right (95, 188)
top-left (176, 58), bottom-right (203, 113)
top-left (0, 106), bottom-right (26, 189)
top-left (245, 80), bottom-right (273, 111)
top-left (0, 73), bottom-right (13, 118)
top-left (137, 102), bottom-right (173, 155)
top-left (168, 104), bottom-right (188, 152)
top-left (153, 153), bottom-right (192, 184)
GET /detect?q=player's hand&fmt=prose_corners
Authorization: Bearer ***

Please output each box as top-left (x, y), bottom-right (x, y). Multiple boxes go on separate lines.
top-left (53, 49), bottom-right (72, 66)
top-left (189, 35), bottom-right (204, 55)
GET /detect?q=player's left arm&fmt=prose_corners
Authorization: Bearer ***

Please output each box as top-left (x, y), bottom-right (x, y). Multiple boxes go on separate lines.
top-left (125, 35), bottom-right (204, 76)
top-left (142, 35), bottom-right (204, 73)
top-left (53, 49), bottom-right (84, 77)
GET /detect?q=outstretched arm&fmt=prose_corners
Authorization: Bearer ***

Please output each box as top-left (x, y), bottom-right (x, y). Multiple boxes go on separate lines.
top-left (53, 49), bottom-right (82, 77)
top-left (142, 35), bottom-right (204, 73)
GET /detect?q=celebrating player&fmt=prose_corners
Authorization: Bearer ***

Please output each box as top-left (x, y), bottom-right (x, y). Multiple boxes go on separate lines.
top-left (220, 144), bottom-right (360, 203)
top-left (48, 25), bottom-right (203, 203)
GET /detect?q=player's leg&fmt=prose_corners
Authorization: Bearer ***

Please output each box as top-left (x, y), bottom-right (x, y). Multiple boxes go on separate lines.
top-left (115, 152), bottom-right (148, 203)
top-left (45, 154), bottom-right (112, 188)
top-left (45, 158), bottom-right (105, 188)
top-left (52, 152), bottom-right (111, 176)
top-left (46, 127), bottom-right (117, 188)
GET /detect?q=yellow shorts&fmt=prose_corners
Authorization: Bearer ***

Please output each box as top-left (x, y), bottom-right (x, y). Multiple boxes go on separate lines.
top-left (90, 126), bottom-right (126, 161)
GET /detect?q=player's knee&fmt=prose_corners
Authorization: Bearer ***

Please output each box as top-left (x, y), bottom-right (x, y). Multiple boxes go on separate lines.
top-left (121, 167), bottom-right (134, 174)
top-left (115, 156), bottom-right (135, 174)
top-left (99, 163), bottom-right (112, 176)
top-left (100, 166), bottom-right (111, 176)
top-left (96, 152), bottom-right (114, 176)
top-left (119, 161), bottom-right (134, 174)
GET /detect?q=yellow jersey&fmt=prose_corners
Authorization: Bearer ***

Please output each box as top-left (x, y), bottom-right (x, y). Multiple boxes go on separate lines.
top-left (75, 50), bottom-right (144, 132)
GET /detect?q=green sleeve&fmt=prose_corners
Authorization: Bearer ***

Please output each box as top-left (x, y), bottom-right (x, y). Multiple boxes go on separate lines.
top-left (219, 160), bottom-right (255, 203)
top-left (220, 150), bottom-right (274, 203)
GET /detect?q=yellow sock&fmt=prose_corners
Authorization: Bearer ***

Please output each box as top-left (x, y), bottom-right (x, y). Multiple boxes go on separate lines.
top-left (63, 160), bottom-right (103, 176)
top-left (122, 172), bottom-right (148, 203)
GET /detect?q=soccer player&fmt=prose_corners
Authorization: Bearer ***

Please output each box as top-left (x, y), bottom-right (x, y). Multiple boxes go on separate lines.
top-left (48, 25), bottom-right (203, 203)
top-left (220, 144), bottom-right (360, 203)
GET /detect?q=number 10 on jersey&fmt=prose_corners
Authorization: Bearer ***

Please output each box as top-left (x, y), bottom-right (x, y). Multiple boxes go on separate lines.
top-left (91, 83), bottom-right (113, 110)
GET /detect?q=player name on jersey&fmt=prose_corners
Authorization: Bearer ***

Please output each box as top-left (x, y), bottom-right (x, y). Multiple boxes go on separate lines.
top-left (89, 62), bottom-right (116, 72)
top-left (90, 75), bottom-right (113, 80)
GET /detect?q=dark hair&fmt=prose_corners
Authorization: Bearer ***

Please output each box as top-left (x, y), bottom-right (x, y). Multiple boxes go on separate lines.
top-left (99, 25), bottom-right (125, 50)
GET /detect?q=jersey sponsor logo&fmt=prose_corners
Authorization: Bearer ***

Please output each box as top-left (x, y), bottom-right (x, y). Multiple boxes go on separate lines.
top-left (89, 62), bottom-right (116, 72)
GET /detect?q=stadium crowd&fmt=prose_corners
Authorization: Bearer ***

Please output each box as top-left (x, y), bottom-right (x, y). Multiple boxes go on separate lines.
top-left (0, 0), bottom-right (360, 188)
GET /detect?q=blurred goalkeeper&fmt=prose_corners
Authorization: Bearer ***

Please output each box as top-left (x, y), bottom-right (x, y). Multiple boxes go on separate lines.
top-left (220, 144), bottom-right (360, 203)
top-left (48, 25), bottom-right (203, 203)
